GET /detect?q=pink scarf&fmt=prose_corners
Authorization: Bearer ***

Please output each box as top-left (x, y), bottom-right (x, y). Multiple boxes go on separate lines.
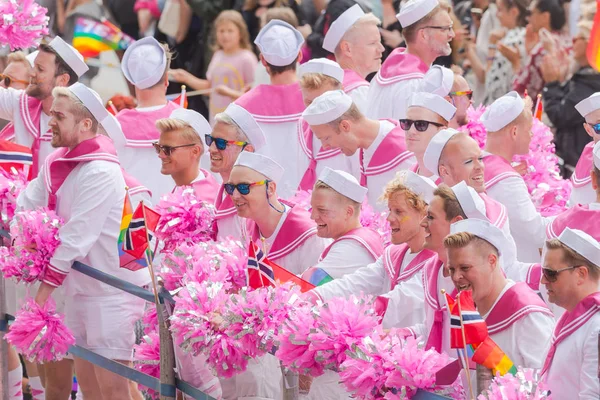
top-left (235, 83), bottom-right (305, 123)
top-left (375, 48), bottom-right (429, 86)
top-left (18, 93), bottom-right (47, 178)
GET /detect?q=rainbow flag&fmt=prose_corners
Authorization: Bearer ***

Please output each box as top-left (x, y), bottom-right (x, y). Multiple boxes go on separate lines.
top-left (72, 17), bottom-right (135, 58)
top-left (301, 267), bottom-right (333, 286)
top-left (118, 192), bottom-right (149, 271)
top-left (471, 336), bottom-right (518, 376)
top-left (587, 2), bottom-right (600, 72)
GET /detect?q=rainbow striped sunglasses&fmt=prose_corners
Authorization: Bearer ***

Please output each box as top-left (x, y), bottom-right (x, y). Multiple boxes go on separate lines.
top-left (224, 180), bottom-right (269, 195)
top-left (449, 90), bottom-right (473, 100)
top-left (205, 134), bottom-right (247, 150)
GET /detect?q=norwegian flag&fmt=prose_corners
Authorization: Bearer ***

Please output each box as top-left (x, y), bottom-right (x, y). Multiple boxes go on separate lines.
top-left (446, 290), bottom-right (488, 349)
top-left (246, 241), bottom-right (315, 292)
top-left (123, 202), bottom-right (160, 260)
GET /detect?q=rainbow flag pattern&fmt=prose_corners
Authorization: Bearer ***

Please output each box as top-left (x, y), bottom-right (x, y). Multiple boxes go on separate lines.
top-left (301, 267), bottom-right (333, 287)
top-left (72, 17), bottom-right (135, 58)
top-left (118, 191), bottom-right (149, 271)
top-left (471, 336), bottom-right (518, 376)
top-left (587, 2), bottom-right (600, 72)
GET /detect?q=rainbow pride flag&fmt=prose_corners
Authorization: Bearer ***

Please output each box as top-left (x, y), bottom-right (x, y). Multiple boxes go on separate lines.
top-left (73, 17), bottom-right (135, 58)
top-left (587, 2), bottom-right (600, 72)
top-left (301, 267), bottom-right (333, 287)
top-left (472, 336), bottom-right (518, 376)
top-left (118, 191), bottom-right (149, 271)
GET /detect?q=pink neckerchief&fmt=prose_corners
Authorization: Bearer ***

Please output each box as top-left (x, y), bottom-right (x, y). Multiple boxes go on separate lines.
top-left (318, 226), bottom-right (384, 262)
top-left (235, 83), bottom-right (305, 123)
top-left (546, 204), bottom-right (600, 241)
top-left (375, 47), bottom-right (429, 86)
top-left (43, 135), bottom-right (120, 210)
top-left (343, 69), bottom-right (369, 93)
top-left (214, 183), bottom-right (237, 221)
top-left (123, 169), bottom-right (151, 198)
top-left (249, 200), bottom-right (317, 261)
top-left (484, 282), bottom-right (552, 335)
top-left (571, 142), bottom-right (595, 188)
top-left (359, 120), bottom-right (414, 186)
top-left (482, 153), bottom-right (522, 190)
top-left (384, 244), bottom-right (436, 289)
top-left (19, 93), bottom-right (46, 178)
top-left (297, 118), bottom-right (342, 191)
top-left (116, 101), bottom-right (181, 148)
top-left (480, 193), bottom-right (508, 229)
top-left (541, 292), bottom-right (600, 376)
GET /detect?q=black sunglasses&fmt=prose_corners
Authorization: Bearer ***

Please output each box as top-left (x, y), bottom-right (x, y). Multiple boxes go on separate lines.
top-left (542, 265), bottom-right (581, 282)
top-left (152, 142), bottom-right (197, 156)
top-left (399, 119), bottom-right (445, 132)
top-left (224, 179), bottom-right (269, 195)
top-left (205, 134), bottom-right (248, 151)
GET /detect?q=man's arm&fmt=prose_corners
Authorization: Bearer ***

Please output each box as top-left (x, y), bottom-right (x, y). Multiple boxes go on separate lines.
top-left (0, 87), bottom-right (21, 121)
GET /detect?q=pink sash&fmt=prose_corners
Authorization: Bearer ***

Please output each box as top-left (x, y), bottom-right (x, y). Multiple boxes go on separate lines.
top-left (546, 204), bottom-right (600, 241)
top-left (116, 101), bottom-right (180, 148)
top-left (485, 282), bottom-right (552, 335)
top-left (318, 227), bottom-right (383, 262)
top-left (297, 118), bottom-right (343, 191)
top-left (249, 200), bottom-right (317, 261)
top-left (541, 292), bottom-right (600, 376)
top-left (480, 193), bottom-right (508, 228)
top-left (19, 93), bottom-right (48, 179)
top-left (43, 135), bottom-right (120, 210)
top-left (360, 120), bottom-right (414, 185)
top-left (235, 83), bottom-right (305, 124)
top-left (384, 244), bottom-right (435, 289)
top-left (483, 153), bottom-right (522, 190)
top-left (571, 142), bottom-right (594, 188)
top-left (374, 48), bottom-right (429, 86)
top-left (343, 69), bottom-right (369, 93)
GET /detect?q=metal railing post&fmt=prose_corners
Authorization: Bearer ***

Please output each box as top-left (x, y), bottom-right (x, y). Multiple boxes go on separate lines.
top-left (158, 303), bottom-right (176, 399)
top-left (281, 367), bottom-right (298, 400)
top-left (476, 364), bottom-right (493, 395)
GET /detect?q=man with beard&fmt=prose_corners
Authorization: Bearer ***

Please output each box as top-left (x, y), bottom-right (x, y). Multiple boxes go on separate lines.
top-left (0, 37), bottom-right (88, 178)
top-left (366, 0), bottom-right (455, 120)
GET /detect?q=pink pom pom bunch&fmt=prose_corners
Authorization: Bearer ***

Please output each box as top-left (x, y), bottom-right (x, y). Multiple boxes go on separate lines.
top-left (155, 187), bottom-right (216, 251)
top-left (0, 207), bottom-right (63, 284)
top-left (5, 297), bottom-right (75, 363)
top-left (0, 0), bottom-right (49, 50)
top-left (478, 368), bottom-right (550, 400)
top-left (360, 203), bottom-right (391, 247)
top-left (0, 168), bottom-right (28, 228)
top-left (133, 331), bottom-right (161, 400)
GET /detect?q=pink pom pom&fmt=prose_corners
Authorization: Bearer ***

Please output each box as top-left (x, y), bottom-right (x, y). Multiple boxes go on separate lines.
top-left (461, 105), bottom-right (488, 149)
top-left (133, 331), bottom-right (161, 400)
top-left (142, 305), bottom-right (158, 335)
top-left (0, 0), bottom-right (49, 50)
top-left (1, 207), bottom-right (63, 284)
top-left (5, 297), bottom-right (75, 363)
top-left (360, 203), bottom-right (391, 248)
top-left (155, 187), bottom-right (216, 251)
top-left (478, 368), bottom-right (550, 400)
top-left (0, 168), bottom-right (28, 229)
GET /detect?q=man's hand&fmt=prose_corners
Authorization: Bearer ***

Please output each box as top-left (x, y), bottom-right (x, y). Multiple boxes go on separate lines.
top-left (34, 282), bottom-right (55, 307)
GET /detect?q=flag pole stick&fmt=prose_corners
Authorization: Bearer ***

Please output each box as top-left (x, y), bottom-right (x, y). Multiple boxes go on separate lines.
top-left (456, 291), bottom-right (476, 400)
top-left (140, 200), bottom-right (163, 320)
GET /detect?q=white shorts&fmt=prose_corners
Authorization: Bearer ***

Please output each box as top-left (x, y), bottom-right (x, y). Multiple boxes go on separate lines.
top-left (65, 292), bottom-right (145, 360)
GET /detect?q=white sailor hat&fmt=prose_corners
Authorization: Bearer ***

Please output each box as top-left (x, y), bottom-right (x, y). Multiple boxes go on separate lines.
top-left (408, 92), bottom-right (456, 122)
top-left (121, 37), bottom-right (167, 89)
top-left (67, 83), bottom-right (109, 124)
top-left (26, 51), bottom-right (39, 68)
top-left (423, 128), bottom-right (460, 173)
top-left (169, 108), bottom-right (211, 139)
top-left (594, 141), bottom-right (600, 170)
top-left (299, 58), bottom-right (344, 83)
top-left (234, 152), bottom-right (284, 184)
top-left (480, 91), bottom-right (525, 132)
top-left (223, 103), bottom-right (267, 151)
top-left (575, 93), bottom-right (600, 118)
top-left (419, 65), bottom-right (454, 97)
top-left (254, 20), bottom-right (304, 67)
top-left (451, 181), bottom-right (487, 221)
top-left (302, 90), bottom-right (353, 126)
top-left (558, 228), bottom-right (600, 267)
top-left (396, 170), bottom-right (437, 204)
top-left (317, 167), bottom-right (367, 203)
top-left (396, 0), bottom-right (439, 28)
top-left (450, 218), bottom-right (509, 255)
top-left (48, 36), bottom-right (88, 77)
top-left (322, 4), bottom-right (365, 52)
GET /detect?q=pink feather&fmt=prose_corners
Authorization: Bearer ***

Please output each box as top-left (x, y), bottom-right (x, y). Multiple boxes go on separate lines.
top-left (0, 168), bottom-right (28, 230)
top-left (5, 297), bottom-right (75, 363)
top-left (478, 368), bottom-right (550, 399)
top-left (0, 0), bottom-right (49, 50)
top-left (133, 331), bottom-right (161, 400)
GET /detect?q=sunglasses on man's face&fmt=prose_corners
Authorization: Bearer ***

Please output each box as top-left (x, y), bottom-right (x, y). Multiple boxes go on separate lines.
top-left (587, 122), bottom-right (600, 135)
top-left (152, 142), bottom-right (197, 156)
top-left (224, 179), bottom-right (269, 195)
top-left (450, 90), bottom-right (474, 101)
top-left (0, 74), bottom-right (29, 88)
top-left (542, 265), bottom-right (581, 282)
top-left (205, 134), bottom-right (247, 150)
top-left (399, 119), bottom-right (445, 132)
